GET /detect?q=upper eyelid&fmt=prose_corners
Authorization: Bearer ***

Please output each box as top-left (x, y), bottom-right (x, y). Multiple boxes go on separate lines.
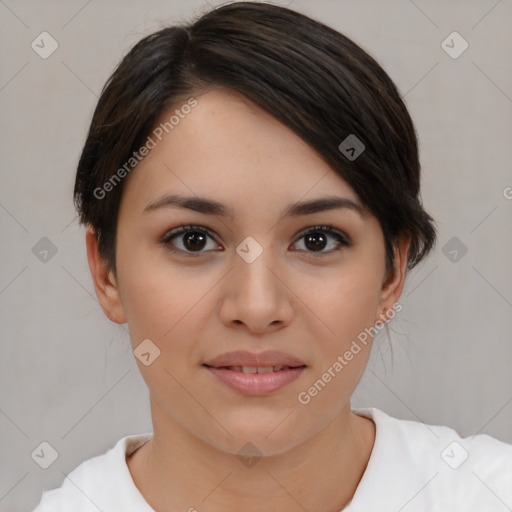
top-left (163, 224), bottom-right (217, 241)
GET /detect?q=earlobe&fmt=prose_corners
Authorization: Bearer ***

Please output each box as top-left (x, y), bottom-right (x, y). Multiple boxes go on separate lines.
top-left (377, 235), bottom-right (411, 321)
top-left (85, 226), bottom-right (127, 325)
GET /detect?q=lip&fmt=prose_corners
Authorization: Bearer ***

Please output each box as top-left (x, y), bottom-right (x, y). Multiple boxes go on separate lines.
top-left (204, 366), bottom-right (306, 396)
top-left (203, 350), bottom-right (306, 368)
top-left (203, 350), bottom-right (307, 397)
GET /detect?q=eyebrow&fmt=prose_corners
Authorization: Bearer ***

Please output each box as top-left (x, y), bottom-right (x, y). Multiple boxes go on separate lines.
top-left (143, 193), bottom-right (365, 219)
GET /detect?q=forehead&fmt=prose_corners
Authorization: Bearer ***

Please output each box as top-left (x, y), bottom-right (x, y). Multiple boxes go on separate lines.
top-left (121, 87), bottom-right (361, 214)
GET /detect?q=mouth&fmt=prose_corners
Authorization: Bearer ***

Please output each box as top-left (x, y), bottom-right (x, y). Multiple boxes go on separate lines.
top-left (202, 364), bottom-right (307, 396)
top-left (203, 364), bottom-right (306, 373)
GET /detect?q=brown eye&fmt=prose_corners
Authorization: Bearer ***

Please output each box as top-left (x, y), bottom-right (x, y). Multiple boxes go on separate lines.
top-left (182, 231), bottom-right (208, 251)
top-left (292, 225), bottom-right (352, 256)
top-left (161, 225), bottom-right (221, 255)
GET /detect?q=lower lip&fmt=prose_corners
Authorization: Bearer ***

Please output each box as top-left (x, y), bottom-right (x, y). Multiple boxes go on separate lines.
top-left (204, 366), bottom-right (306, 396)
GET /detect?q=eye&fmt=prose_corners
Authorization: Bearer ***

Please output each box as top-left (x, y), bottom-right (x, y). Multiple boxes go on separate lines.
top-left (291, 224), bottom-right (352, 256)
top-left (160, 223), bottom-right (352, 258)
top-left (160, 225), bottom-right (221, 256)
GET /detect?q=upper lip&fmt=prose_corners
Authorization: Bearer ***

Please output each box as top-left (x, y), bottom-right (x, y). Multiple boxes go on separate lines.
top-left (203, 350), bottom-right (307, 368)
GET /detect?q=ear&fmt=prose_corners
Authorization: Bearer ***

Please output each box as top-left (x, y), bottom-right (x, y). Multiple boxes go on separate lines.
top-left (85, 226), bottom-right (127, 324)
top-left (376, 234), bottom-right (411, 322)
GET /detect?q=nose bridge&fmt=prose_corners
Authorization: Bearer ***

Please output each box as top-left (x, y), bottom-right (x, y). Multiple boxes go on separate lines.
top-left (234, 234), bottom-right (280, 298)
top-left (220, 233), bottom-right (294, 331)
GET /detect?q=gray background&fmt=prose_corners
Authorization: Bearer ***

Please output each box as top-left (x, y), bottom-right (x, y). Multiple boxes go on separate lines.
top-left (1, 0), bottom-right (511, 510)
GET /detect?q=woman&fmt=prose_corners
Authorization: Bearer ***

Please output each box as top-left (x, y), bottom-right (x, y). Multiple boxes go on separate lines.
top-left (34, 2), bottom-right (512, 510)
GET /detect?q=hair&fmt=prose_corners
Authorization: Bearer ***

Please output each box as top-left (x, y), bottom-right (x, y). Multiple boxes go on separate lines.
top-left (74, 1), bottom-right (437, 282)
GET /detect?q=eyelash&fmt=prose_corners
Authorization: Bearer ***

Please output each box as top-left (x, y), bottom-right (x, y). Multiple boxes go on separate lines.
top-left (160, 224), bottom-right (352, 258)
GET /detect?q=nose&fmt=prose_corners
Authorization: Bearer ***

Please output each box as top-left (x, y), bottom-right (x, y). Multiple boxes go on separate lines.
top-left (218, 238), bottom-right (295, 334)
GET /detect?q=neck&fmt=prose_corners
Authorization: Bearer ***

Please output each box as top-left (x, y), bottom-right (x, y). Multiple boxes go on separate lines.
top-left (127, 396), bottom-right (375, 512)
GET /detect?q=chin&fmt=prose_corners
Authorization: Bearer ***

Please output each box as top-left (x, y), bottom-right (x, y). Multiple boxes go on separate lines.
top-left (205, 414), bottom-right (309, 457)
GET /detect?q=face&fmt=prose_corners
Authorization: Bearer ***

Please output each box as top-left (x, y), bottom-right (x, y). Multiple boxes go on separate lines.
top-left (88, 87), bottom-right (408, 456)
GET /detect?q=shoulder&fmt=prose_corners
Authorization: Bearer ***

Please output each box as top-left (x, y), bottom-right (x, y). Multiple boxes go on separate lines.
top-left (32, 433), bottom-right (153, 512)
top-left (348, 407), bottom-right (512, 511)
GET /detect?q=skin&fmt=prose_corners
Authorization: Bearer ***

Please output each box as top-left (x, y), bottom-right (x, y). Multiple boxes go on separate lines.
top-left (86, 87), bottom-right (410, 512)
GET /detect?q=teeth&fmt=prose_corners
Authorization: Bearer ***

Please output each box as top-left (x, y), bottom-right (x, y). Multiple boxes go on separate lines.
top-left (254, 366), bottom-right (275, 374)
top-left (229, 365), bottom-right (288, 373)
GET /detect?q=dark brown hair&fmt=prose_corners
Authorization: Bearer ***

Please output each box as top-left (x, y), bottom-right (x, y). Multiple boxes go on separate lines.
top-left (74, 1), bottom-right (437, 280)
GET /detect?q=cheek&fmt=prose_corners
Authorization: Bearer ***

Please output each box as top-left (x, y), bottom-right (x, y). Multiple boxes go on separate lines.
top-left (308, 285), bottom-right (378, 397)
top-left (115, 246), bottom-right (209, 397)
top-left (115, 237), bottom-right (220, 356)
top-left (307, 261), bottom-right (383, 346)
top-left (119, 267), bottom-right (200, 343)
top-left (293, 272), bottom-right (380, 416)
top-left (297, 254), bottom-right (384, 404)
top-left (115, 234), bottom-right (184, 339)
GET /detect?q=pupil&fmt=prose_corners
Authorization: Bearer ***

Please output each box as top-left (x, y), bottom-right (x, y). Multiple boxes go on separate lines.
top-left (305, 232), bottom-right (326, 251)
top-left (184, 232), bottom-right (206, 251)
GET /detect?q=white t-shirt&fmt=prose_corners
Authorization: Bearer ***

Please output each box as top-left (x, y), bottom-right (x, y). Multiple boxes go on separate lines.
top-left (32, 407), bottom-right (512, 511)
